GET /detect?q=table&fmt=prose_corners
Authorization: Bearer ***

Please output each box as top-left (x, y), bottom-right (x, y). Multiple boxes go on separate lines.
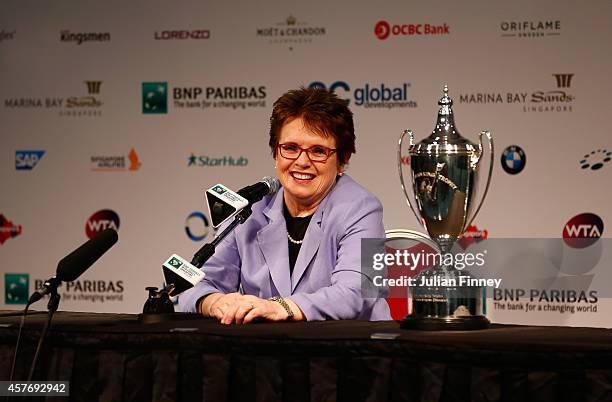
top-left (0, 311), bottom-right (611, 402)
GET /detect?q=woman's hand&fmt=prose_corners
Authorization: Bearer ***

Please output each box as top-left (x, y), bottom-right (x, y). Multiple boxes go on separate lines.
top-left (203, 293), bottom-right (304, 324)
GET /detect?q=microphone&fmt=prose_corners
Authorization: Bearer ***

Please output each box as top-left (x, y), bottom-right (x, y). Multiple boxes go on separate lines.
top-left (28, 228), bottom-right (118, 304)
top-left (237, 176), bottom-right (280, 205)
top-left (206, 176), bottom-right (280, 229)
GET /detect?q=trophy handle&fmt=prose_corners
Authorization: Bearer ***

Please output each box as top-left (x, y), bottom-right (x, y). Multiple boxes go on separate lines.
top-left (398, 129), bottom-right (425, 226)
top-left (464, 130), bottom-right (494, 230)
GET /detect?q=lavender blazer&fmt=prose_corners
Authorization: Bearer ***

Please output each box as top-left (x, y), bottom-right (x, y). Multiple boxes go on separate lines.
top-left (179, 174), bottom-right (391, 321)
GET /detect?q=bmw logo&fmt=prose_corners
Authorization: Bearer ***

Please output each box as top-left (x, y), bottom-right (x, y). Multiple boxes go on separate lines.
top-left (501, 145), bottom-right (526, 175)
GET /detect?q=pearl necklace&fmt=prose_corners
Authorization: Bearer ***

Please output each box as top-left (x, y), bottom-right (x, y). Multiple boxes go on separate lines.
top-left (287, 233), bottom-right (304, 245)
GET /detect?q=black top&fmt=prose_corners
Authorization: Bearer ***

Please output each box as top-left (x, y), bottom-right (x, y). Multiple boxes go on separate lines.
top-left (283, 202), bottom-right (313, 274)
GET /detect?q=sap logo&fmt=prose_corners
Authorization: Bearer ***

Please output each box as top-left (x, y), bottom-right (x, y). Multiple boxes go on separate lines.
top-left (563, 213), bottom-right (604, 248)
top-left (15, 150), bottom-right (45, 170)
top-left (86, 209), bottom-right (120, 239)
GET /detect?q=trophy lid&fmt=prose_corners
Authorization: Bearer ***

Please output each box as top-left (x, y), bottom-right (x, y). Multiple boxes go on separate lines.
top-left (414, 85), bottom-right (477, 155)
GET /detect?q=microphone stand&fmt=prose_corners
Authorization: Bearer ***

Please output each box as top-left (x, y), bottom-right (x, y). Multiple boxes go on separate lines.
top-left (141, 206), bottom-right (253, 320)
top-left (191, 206), bottom-right (252, 268)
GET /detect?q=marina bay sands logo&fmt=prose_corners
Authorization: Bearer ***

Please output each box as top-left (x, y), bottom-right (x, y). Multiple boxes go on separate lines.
top-left (458, 73), bottom-right (575, 113)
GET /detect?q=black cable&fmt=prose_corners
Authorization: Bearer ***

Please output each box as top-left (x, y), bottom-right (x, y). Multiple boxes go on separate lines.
top-left (26, 292), bottom-right (60, 382)
top-left (5, 303), bottom-right (30, 402)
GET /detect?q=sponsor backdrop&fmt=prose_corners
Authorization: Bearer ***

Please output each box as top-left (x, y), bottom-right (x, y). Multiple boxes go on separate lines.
top-left (1, 0), bottom-right (610, 326)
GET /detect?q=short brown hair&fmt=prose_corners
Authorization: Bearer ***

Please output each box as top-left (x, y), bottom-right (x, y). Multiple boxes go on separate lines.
top-left (269, 87), bottom-right (355, 166)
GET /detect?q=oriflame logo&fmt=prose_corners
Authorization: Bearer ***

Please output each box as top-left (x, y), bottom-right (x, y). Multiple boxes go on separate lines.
top-left (374, 20), bottom-right (449, 40)
top-left (563, 213), bottom-right (604, 249)
top-left (86, 209), bottom-right (120, 239)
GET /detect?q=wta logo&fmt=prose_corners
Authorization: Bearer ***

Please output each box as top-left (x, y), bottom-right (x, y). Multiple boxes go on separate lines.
top-left (563, 213), bottom-right (604, 248)
top-left (375, 20), bottom-right (450, 40)
top-left (86, 209), bottom-right (120, 239)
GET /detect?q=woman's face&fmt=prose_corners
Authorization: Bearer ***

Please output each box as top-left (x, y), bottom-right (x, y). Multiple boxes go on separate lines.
top-left (275, 117), bottom-right (344, 216)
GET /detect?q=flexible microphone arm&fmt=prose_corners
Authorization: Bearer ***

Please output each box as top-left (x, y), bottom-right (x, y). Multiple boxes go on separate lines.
top-left (191, 206), bottom-right (252, 268)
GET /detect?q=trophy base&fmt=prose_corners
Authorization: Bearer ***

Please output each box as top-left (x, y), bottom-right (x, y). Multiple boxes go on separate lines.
top-left (400, 315), bottom-right (490, 331)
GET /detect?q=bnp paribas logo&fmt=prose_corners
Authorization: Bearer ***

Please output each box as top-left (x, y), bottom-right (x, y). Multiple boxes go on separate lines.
top-left (5, 273), bottom-right (29, 305)
top-left (142, 82), bottom-right (168, 114)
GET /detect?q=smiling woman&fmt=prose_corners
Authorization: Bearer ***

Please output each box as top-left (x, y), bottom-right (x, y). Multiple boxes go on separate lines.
top-left (179, 87), bottom-right (390, 324)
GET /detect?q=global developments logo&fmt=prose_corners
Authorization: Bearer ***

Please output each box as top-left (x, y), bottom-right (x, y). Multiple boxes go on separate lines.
top-left (91, 148), bottom-right (141, 171)
top-left (3, 81), bottom-right (103, 117)
top-left (500, 20), bottom-right (561, 39)
top-left (5, 273), bottom-right (29, 305)
top-left (60, 30), bottom-right (111, 44)
top-left (0, 214), bottom-right (22, 245)
top-left (309, 81), bottom-right (417, 109)
top-left (142, 82), bottom-right (266, 113)
top-left (374, 20), bottom-right (449, 40)
top-left (257, 15), bottom-right (326, 49)
top-left (580, 149), bottom-right (611, 171)
top-left (458, 74), bottom-right (574, 113)
top-left (188, 153), bottom-right (248, 167)
top-left (563, 213), bottom-right (604, 249)
top-left (185, 212), bottom-right (211, 242)
top-left (501, 145), bottom-right (526, 174)
top-left (15, 150), bottom-right (45, 170)
top-left (86, 209), bottom-right (120, 239)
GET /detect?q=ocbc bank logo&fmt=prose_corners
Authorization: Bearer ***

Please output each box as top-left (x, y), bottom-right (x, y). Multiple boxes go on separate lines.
top-left (375, 20), bottom-right (449, 40)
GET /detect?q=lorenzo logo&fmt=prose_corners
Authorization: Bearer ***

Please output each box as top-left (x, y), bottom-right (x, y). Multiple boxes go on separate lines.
top-left (15, 150), bottom-right (45, 170)
top-left (374, 20), bottom-right (449, 40)
top-left (563, 213), bottom-right (604, 249)
top-left (0, 214), bottom-right (22, 245)
top-left (154, 30), bottom-right (210, 40)
top-left (86, 209), bottom-right (120, 239)
top-left (580, 149), bottom-right (611, 171)
top-left (501, 145), bottom-right (526, 174)
top-left (185, 212), bottom-right (211, 242)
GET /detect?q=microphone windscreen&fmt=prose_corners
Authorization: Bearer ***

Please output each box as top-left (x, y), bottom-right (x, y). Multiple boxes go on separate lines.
top-left (262, 176), bottom-right (280, 194)
top-left (56, 228), bottom-right (118, 282)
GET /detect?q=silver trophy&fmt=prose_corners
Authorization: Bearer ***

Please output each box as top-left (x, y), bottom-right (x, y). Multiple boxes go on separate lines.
top-left (398, 85), bottom-right (493, 330)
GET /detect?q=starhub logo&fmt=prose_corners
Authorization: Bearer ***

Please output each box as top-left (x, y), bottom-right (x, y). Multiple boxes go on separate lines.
top-left (188, 154), bottom-right (248, 167)
top-left (309, 81), bottom-right (417, 109)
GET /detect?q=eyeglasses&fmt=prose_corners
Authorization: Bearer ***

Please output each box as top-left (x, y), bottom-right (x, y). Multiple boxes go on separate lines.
top-left (277, 142), bottom-right (337, 162)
